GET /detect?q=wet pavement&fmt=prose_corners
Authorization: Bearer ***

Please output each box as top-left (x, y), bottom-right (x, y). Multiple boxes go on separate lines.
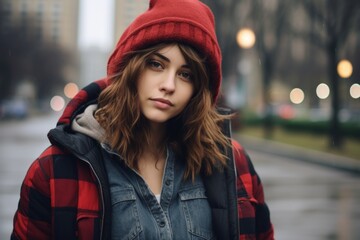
top-left (246, 149), bottom-right (360, 240)
top-left (1, 113), bottom-right (360, 239)
top-left (0, 112), bottom-right (60, 240)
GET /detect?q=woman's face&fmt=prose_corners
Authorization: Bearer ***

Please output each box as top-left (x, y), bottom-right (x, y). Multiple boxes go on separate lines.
top-left (137, 44), bottom-right (194, 124)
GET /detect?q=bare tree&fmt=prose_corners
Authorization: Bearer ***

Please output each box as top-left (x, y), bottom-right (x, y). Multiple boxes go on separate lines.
top-left (202, 0), bottom-right (292, 136)
top-left (301, 0), bottom-right (360, 148)
top-left (241, 0), bottom-right (290, 138)
top-left (201, 0), bottom-right (243, 80)
top-left (0, 1), bottom-right (72, 102)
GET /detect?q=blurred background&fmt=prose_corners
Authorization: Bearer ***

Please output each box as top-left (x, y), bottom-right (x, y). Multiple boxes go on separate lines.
top-left (0, 0), bottom-right (359, 239)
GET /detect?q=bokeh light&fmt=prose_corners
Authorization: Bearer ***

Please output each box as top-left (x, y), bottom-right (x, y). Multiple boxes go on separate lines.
top-left (316, 83), bottom-right (330, 99)
top-left (278, 104), bottom-right (295, 119)
top-left (290, 88), bottom-right (305, 104)
top-left (64, 83), bottom-right (79, 98)
top-left (337, 59), bottom-right (353, 78)
top-left (350, 83), bottom-right (360, 99)
top-left (50, 96), bottom-right (65, 111)
top-left (236, 28), bottom-right (256, 49)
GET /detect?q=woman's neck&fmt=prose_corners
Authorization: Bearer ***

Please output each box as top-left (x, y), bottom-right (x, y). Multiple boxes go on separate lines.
top-left (147, 121), bottom-right (166, 149)
top-left (137, 122), bottom-right (167, 195)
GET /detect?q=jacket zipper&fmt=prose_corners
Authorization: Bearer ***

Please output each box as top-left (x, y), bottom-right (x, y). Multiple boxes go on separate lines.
top-left (73, 154), bottom-right (106, 240)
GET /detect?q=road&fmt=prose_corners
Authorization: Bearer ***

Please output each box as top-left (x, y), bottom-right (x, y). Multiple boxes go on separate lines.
top-left (0, 112), bottom-right (60, 240)
top-left (247, 149), bottom-right (360, 240)
top-left (1, 113), bottom-right (359, 240)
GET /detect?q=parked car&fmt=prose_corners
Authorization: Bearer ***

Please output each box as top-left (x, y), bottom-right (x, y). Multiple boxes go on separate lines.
top-left (0, 99), bottom-right (29, 120)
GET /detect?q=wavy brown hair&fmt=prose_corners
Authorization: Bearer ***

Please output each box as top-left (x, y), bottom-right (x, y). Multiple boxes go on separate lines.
top-left (95, 43), bottom-right (231, 179)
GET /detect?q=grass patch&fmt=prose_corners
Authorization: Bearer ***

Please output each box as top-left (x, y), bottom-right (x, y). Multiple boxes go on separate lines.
top-left (238, 126), bottom-right (360, 160)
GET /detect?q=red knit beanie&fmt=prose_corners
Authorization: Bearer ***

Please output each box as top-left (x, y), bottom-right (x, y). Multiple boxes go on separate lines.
top-left (107, 0), bottom-right (222, 102)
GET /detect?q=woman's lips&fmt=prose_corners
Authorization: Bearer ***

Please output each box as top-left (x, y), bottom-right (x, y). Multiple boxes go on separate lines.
top-left (150, 98), bottom-right (174, 109)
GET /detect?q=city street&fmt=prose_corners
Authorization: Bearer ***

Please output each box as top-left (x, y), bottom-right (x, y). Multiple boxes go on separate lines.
top-left (1, 113), bottom-right (360, 240)
top-left (247, 150), bottom-right (360, 240)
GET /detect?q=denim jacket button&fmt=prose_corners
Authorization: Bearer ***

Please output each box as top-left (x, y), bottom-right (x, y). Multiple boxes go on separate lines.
top-left (159, 221), bottom-right (166, 227)
top-left (165, 180), bottom-right (171, 186)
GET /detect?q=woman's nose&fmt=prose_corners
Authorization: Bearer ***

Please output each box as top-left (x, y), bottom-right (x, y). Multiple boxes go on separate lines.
top-left (159, 72), bottom-right (176, 93)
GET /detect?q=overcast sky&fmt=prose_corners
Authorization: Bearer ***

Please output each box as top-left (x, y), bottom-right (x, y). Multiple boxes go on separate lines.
top-left (78, 0), bottom-right (114, 50)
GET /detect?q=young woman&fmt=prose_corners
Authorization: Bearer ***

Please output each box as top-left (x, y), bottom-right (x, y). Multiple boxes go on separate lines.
top-left (11, 0), bottom-right (274, 239)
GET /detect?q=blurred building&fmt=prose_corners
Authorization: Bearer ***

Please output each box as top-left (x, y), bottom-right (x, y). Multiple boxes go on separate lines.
top-left (113, 0), bottom-right (148, 44)
top-left (79, 47), bottom-right (109, 86)
top-left (1, 0), bottom-right (79, 51)
top-left (78, 0), bottom-right (149, 86)
top-left (79, 0), bottom-right (148, 87)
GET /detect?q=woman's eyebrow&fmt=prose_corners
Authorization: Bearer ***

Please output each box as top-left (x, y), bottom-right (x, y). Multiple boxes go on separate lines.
top-left (153, 52), bottom-right (190, 68)
top-left (154, 52), bottom-right (170, 62)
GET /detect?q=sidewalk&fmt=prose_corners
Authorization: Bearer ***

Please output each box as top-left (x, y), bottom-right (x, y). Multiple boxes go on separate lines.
top-left (233, 133), bottom-right (360, 175)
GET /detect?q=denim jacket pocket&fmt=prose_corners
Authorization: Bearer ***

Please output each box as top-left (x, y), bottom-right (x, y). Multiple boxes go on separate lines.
top-left (179, 187), bottom-right (215, 240)
top-left (111, 186), bottom-right (143, 240)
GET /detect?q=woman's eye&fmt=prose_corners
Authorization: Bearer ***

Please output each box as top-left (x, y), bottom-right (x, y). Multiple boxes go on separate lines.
top-left (179, 71), bottom-right (192, 81)
top-left (147, 59), bottom-right (163, 70)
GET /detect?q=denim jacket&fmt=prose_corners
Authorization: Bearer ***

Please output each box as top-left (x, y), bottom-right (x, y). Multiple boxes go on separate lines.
top-left (104, 147), bottom-right (215, 239)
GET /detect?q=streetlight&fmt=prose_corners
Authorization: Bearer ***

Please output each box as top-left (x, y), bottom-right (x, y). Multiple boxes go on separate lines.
top-left (350, 83), bottom-right (360, 99)
top-left (64, 82), bottom-right (79, 99)
top-left (316, 83), bottom-right (330, 99)
top-left (50, 96), bottom-right (65, 112)
top-left (290, 88), bottom-right (305, 104)
top-left (236, 28), bottom-right (256, 49)
top-left (337, 59), bottom-right (353, 78)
